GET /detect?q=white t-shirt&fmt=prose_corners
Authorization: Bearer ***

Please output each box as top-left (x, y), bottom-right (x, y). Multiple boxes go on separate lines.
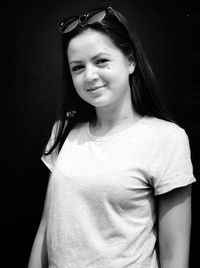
top-left (42, 116), bottom-right (195, 268)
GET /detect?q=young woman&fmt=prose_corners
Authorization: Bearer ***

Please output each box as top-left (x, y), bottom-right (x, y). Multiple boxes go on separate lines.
top-left (28, 7), bottom-right (196, 268)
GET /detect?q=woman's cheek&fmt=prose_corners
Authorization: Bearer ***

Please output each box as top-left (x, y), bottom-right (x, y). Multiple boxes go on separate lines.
top-left (72, 75), bottom-right (81, 91)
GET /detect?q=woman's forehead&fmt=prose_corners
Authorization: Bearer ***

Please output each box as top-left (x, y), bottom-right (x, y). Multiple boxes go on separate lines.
top-left (67, 29), bottom-right (120, 60)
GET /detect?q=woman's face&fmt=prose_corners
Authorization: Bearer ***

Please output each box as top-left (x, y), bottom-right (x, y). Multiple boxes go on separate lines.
top-left (67, 29), bottom-right (135, 110)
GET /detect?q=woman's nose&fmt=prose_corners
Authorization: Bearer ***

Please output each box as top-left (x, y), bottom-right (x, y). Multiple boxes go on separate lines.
top-left (84, 65), bottom-right (99, 81)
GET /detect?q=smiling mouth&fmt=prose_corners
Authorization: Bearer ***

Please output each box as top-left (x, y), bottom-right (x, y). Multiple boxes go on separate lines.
top-left (87, 85), bottom-right (106, 92)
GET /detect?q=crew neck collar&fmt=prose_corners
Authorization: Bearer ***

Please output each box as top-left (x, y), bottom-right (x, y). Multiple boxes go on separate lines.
top-left (86, 115), bottom-right (147, 142)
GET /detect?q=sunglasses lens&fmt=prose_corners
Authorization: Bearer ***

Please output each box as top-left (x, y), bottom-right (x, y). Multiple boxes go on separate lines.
top-left (59, 8), bottom-right (110, 33)
top-left (87, 10), bottom-right (106, 24)
top-left (61, 18), bottom-right (79, 33)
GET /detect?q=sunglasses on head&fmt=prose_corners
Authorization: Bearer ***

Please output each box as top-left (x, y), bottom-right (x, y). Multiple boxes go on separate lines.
top-left (59, 6), bottom-right (122, 34)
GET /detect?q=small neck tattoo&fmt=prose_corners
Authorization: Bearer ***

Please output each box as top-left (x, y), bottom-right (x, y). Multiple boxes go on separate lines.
top-left (118, 115), bottom-right (129, 122)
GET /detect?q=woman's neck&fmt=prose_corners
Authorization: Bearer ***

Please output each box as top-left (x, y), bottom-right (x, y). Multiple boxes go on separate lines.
top-left (90, 105), bottom-right (141, 137)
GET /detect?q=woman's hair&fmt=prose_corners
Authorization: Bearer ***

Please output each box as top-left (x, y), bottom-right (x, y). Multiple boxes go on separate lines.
top-left (44, 8), bottom-right (173, 155)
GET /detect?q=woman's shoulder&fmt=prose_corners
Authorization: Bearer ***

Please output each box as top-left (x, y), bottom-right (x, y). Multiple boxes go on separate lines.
top-left (142, 116), bottom-right (186, 140)
top-left (66, 121), bottom-right (88, 140)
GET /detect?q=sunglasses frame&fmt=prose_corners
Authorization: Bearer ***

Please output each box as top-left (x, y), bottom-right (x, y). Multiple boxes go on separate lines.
top-left (59, 6), bottom-right (122, 34)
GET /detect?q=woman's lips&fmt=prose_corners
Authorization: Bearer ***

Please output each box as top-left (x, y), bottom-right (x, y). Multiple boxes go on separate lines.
top-left (87, 85), bottom-right (106, 92)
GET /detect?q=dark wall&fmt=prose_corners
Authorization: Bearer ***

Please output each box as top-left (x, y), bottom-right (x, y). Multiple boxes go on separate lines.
top-left (2, 1), bottom-right (199, 267)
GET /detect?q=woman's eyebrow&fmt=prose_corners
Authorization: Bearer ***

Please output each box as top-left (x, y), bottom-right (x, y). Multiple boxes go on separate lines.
top-left (92, 52), bottom-right (110, 60)
top-left (69, 60), bottom-right (82, 65)
top-left (69, 52), bottom-right (110, 65)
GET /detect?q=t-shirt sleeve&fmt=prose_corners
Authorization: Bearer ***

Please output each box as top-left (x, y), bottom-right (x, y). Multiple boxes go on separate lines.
top-left (151, 127), bottom-right (196, 195)
top-left (41, 121), bottom-right (60, 172)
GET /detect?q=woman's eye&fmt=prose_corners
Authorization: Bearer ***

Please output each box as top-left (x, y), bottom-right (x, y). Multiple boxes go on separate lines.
top-left (96, 59), bottom-right (109, 65)
top-left (71, 65), bottom-right (84, 72)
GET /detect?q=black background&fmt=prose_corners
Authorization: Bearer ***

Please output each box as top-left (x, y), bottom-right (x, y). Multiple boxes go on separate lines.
top-left (2, 0), bottom-right (200, 267)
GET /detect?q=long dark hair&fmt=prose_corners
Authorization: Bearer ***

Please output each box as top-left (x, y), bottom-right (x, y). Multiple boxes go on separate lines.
top-left (44, 8), bottom-right (173, 155)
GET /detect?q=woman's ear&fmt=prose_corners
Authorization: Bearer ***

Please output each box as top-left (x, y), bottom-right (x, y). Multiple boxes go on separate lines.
top-left (128, 54), bottom-right (136, 74)
top-left (128, 61), bottom-right (136, 74)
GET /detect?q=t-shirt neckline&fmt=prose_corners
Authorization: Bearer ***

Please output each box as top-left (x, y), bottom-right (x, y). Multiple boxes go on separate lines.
top-left (86, 115), bottom-right (147, 142)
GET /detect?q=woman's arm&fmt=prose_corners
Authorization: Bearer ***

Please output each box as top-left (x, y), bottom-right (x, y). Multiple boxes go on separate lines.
top-left (27, 215), bottom-right (48, 268)
top-left (158, 185), bottom-right (192, 268)
top-left (27, 178), bottom-right (50, 268)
